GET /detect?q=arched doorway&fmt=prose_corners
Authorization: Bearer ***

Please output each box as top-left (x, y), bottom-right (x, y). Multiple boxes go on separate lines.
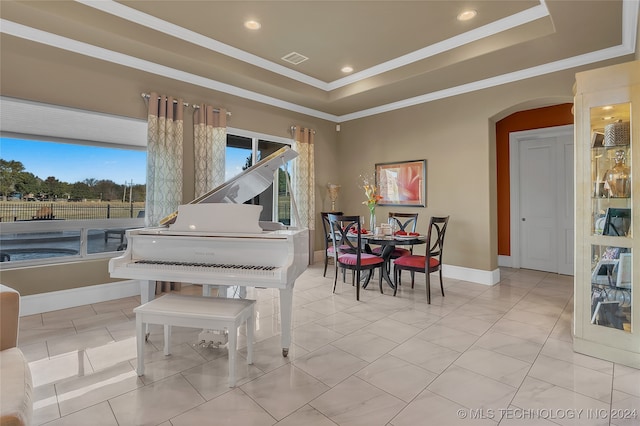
top-left (494, 102), bottom-right (574, 272)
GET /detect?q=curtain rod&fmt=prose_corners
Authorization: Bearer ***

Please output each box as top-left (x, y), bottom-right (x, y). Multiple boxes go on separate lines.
top-left (290, 125), bottom-right (316, 135)
top-left (141, 93), bottom-right (231, 116)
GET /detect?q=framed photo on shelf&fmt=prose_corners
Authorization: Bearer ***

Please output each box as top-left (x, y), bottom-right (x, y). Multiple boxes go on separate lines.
top-left (603, 208), bottom-right (631, 236)
top-left (375, 159), bottom-right (426, 207)
top-left (616, 253), bottom-right (632, 288)
top-left (591, 131), bottom-right (605, 148)
top-left (591, 259), bottom-right (619, 286)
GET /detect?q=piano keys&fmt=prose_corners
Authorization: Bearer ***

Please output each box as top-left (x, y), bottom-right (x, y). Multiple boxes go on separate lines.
top-left (109, 146), bottom-right (309, 356)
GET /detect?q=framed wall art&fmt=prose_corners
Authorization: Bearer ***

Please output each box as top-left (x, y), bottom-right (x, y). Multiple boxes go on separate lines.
top-left (375, 159), bottom-right (426, 207)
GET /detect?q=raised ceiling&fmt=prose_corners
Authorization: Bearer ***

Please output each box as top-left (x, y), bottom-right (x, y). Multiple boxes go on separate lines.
top-left (0, 0), bottom-right (638, 122)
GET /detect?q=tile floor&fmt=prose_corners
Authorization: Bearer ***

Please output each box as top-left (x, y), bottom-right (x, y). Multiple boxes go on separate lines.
top-left (17, 264), bottom-right (640, 426)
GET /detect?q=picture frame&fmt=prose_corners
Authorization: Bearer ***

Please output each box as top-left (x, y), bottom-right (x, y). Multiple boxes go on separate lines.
top-left (616, 253), bottom-right (632, 288)
top-left (591, 259), bottom-right (619, 286)
top-left (375, 159), bottom-right (426, 207)
top-left (602, 207), bottom-right (631, 236)
top-left (591, 131), bottom-right (605, 148)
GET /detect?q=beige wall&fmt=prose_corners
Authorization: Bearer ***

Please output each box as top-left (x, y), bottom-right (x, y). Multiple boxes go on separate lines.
top-left (0, 260), bottom-right (116, 295)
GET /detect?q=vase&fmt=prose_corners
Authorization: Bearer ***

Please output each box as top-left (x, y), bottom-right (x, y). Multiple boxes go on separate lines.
top-left (604, 150), bottom-right (631, 198)
top-left (327, 183), bottom-right (340, 211)
top-left (369, 210), bottom-right (376, 232)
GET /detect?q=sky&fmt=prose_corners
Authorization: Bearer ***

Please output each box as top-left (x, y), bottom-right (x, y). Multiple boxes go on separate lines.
top-left (1, 138), bottom-right (147, 184)
top-left (0, 138), bottom-right (250, 185)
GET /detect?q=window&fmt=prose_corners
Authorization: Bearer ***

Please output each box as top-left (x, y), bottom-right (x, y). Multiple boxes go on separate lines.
top-left (226, 128), bottom-right (293, 225)
top-left (0, 96), bottom-right (148, 267)
top-left (0, 137), bottom-right (146, 266)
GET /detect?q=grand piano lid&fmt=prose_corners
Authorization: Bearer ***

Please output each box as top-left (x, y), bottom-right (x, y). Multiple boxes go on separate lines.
top-left (160, 146), bottom-right (298, 225)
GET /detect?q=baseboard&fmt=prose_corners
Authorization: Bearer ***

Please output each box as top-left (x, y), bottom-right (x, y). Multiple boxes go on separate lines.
top-left (20, 280), bottom-right (141, 316)
top-left (442, 264), bottom-right (500, 286)
top-left (498, 255), bottom-right (514, 268)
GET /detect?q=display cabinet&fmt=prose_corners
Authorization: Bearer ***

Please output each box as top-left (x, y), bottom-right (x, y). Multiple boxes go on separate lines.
top-left (574, 60), bottom-right (639, 368)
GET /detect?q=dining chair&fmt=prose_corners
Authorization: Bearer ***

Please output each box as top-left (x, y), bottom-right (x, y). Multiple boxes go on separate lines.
top-left (393, 216), bottom-right (449, 303)
top-left (372, 212), bottom-right (418, 281)
top-left (328, 214), bottom-right (385, 301)
top-left (373, 212), bottom-right (419, 259)
top-left (320, 211), bottom-right (343, 277)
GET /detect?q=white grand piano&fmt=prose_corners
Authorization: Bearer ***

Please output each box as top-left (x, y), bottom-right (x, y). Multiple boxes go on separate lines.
top-left (109, 147), bottom-right (309, 356)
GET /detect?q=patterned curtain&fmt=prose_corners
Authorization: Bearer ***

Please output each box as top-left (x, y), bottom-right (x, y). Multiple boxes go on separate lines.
top-left (145, 92), bottom-right (184, 226)
top-left (194, 105), bottom-right (227, 198)
top-left (292, 126), bottom-right (315, 264)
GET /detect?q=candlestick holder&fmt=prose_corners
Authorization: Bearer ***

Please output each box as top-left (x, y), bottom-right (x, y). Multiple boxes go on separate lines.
top-left (327, 183), bottom-right (340, 211)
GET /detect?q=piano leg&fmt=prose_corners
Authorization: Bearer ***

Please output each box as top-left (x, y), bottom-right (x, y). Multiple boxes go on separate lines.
top-left (136, 315), bottom-right (145, 376)
top-left (140, 280), bottom-right (155, 340)
top-left (164, 325), bottom-right (171, 356)
top-left (140, 280), bottom-right (156, 304)
top-left (279, 288), bottom-right (293, 357)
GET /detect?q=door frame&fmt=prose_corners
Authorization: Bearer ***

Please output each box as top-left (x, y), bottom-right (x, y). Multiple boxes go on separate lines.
top-left (507, 124), bottom-right (574, 270)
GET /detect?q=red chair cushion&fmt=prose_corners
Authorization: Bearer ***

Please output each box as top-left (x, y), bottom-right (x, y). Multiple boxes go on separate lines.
top-left (338, 253), bottom-right (385, 266)
top-left (372, 247), bottom-right (411, 258)
top-left (394, 255), bottom-right (439, 269)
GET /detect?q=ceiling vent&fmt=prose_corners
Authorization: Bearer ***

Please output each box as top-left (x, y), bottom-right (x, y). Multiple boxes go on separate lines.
top-left (281, 52), bottom-right (308, 65)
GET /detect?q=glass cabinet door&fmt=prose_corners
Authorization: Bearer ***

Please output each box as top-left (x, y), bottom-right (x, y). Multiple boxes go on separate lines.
top-left (589, 102), bottom-right (632, 332)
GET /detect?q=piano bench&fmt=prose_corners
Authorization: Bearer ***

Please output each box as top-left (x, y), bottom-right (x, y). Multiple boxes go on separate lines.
top-left (133, 294), bottom-right (255, 387)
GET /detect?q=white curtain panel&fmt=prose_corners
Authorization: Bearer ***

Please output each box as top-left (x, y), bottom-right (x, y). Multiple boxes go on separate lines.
top-left (194, 105), bottom-right (227, 198)
top-left (292, 127), bottom-right (315, 231)
top-left (145, 92), bottom-right (184, 226)
top-left (293, 126), bottom-right (316, 264)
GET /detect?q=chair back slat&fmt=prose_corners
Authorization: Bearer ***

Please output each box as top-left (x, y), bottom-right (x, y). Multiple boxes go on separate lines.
top-left (328, 214), bottom-right (363, 262)
top-left (320, 211), bottom-right (344, 276)
top-left (426, 216), bottom-right (449, 269)
top-left (388, 212), bottom-right (418, 233)
top-left (321, 211), bottom-right (343, 248)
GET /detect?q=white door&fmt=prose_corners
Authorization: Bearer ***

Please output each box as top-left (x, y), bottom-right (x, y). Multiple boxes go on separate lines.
top-left (511, 126), bottom-right (574, 275)
top-left (520, 139), bottom-right (557, 272)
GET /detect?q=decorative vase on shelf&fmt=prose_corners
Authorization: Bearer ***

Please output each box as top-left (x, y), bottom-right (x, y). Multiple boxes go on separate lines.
top-left (603, 150), bottom-right (631, 198)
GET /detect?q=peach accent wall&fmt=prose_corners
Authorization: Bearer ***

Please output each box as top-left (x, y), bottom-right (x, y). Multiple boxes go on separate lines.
top-left (496, 103), bottom-right (574, 256)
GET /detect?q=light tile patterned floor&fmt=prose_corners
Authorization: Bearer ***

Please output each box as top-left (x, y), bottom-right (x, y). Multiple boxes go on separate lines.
top-left (18, 264), bottom-right (640, 426)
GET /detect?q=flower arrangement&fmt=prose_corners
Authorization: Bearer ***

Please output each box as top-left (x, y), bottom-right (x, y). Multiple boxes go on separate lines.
top-left (359, 174), bottom-right (382, 229)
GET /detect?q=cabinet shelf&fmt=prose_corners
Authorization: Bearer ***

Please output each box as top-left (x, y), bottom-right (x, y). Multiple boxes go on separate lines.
top-left (591, 196), bottom-right (630, 200)
top-left (592, 144), bottom-right (630, 150)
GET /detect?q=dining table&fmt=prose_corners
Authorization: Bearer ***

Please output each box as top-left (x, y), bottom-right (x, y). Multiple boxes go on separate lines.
top-left (347, 231), bottom-right (426, 296)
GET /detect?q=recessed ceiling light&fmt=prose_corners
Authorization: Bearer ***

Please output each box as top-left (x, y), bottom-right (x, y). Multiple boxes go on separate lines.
top-left (244, 20), bottom-right (261, 30)
top-left (341, 66), bottom-right (353, 73)
top-left (602, 105), bottom-right (614, 110)
top-left (457, 9), bottom-right (477, 21)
